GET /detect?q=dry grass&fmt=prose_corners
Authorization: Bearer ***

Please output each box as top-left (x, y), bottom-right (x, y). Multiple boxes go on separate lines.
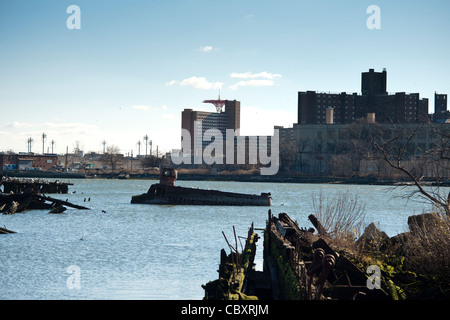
top-left (311, 190), bottom-right (367, 249)
top-left (402, 210), bottom-right (450, 286)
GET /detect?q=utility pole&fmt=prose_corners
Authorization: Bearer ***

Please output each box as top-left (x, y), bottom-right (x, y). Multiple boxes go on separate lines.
top-left (150, 140), bottom-right (153, 157)
top-left (102, 140), bottom-right (107, 154)
top-left (27, 137), bottom-right (33, 153)
top-left (137, 141), bottom-right (141, 157)
top-left (130, 150), bottom-right (133, 173)
top-left (65, 146), bottom-right (68, 171)
top-left (51, 140), bottom-right (55, 154)
top-left (42, 133), bottom-right (47, 154)
top-left (144, 135), bottom-right (149, 156)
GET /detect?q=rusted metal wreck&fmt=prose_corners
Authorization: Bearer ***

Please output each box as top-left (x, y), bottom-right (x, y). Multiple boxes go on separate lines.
top-left (131, 168), bottom-right (272, 206)
top-left (0, 177), bottom-right (88, 214)
top-left (203, 210), bottom-right (391, 300)
top-left (0, 177), bottom-right (73, 194)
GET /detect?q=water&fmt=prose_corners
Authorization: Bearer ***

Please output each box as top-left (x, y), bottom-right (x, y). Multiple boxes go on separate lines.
top-left (0, 179), bottom-right (446, 300)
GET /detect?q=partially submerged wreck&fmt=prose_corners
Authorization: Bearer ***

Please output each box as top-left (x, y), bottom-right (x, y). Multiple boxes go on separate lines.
top-left (0, 177), bottom-right (73, 194)
top-left (0, 177), bottom-right (88, 214)
top-left (0, 193), bottom-right (89, 214)
top-left (131, 168), bottom-right (272, 206)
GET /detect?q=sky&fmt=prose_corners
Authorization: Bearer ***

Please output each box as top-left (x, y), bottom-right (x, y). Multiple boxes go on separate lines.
top-left (0, 0), bottom-right (449, 155)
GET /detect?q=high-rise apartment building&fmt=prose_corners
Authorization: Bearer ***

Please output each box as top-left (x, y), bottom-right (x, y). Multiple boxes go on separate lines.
top-left (361, 68), bottom-right (387, 96)
top-left (434, 93), bottom-right (448, 122)
top-left (181, 100), bottom-right (240, 151)
top-left (298, 69), bottom-right (430, 125)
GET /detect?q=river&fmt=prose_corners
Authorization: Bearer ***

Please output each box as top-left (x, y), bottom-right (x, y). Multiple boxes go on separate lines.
top-left (0, 179), bottom-right (446, 300)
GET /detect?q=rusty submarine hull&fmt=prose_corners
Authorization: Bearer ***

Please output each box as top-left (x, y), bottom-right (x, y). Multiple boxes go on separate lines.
top-left (131, 168), bottom-right (272, 206)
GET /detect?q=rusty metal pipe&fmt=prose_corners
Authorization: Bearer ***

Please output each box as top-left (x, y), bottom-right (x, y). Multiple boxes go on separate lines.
top-left (316, 254), bottom-right (335, 299)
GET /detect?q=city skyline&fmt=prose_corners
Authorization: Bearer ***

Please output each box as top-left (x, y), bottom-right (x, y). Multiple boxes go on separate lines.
top-left (1, 0), bottom-right (449, 155)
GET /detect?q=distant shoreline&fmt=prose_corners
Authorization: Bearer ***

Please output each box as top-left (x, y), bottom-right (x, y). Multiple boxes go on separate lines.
top-left (2, 170), bottom-right (449, 187)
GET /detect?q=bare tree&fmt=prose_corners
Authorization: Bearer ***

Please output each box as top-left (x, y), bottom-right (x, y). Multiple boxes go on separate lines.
top-left (296, 138), bottom-right (309, 172)
top-left (279, 139), bottom-right (297, 173)
top-left (141, 154), bottom-right (163, 169)
top-left (102, 145), bottom-right (122, 171)
top-left (372, 119), bottom-right (450, 215)
top-left (311, 190), bottom-right (367, 247)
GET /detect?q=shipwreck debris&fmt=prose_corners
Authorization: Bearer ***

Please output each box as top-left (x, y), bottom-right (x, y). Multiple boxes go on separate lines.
top-left (0, 192), bottom-right (89, 214)
top-left (0, 177), bottom-right (73, 194)
top-left (0, 225), bottom-right (16, 234)
top-left (204, 210), bottom-right (396, 300)
top-left (131, 167), bottom-right (272, 206)
top-left (48, 204), bottom-right (67, 214)
top-left (203, 223), bottom-right (259, 300)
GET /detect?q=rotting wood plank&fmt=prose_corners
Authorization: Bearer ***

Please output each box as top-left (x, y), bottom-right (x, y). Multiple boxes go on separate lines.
top-left (38, 194), bottom-right (89, 210)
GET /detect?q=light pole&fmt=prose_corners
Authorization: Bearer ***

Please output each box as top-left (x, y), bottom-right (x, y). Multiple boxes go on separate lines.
top-left (42, 133), bottom-right (47, 154)
top-left (144, 135), bottom-right (149, 156)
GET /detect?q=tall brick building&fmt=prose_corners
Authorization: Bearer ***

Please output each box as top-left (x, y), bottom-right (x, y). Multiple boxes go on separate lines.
top-left (434, 92), bottom-right (448, 122)
top-left (298, 69), bottom-right (430, 125)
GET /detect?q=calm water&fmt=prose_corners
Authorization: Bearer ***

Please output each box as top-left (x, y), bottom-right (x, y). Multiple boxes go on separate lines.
top-left (0, 179), bottom-right (445, 300)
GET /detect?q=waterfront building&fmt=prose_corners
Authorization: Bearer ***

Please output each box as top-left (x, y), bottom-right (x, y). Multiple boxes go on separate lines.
top-left (298, 69), bottom-right (430, 125)
top-left (275, 121), bottom-right (449, 178)
top-left (0, 152), bottom-right (58, 172)
top-left (434, 92), bottom-right (449, 123)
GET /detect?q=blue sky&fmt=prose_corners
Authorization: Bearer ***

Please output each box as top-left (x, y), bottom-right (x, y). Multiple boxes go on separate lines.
top-left (1, 0), bottom-right (449, 155)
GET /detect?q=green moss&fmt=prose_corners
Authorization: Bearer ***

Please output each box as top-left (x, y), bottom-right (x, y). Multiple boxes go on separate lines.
top-left (269, 233), bottom-right (301, 300)
top-left (204, 232), bottom-right (259, 300)
top-left (239, 292), bottom-right (259, 300)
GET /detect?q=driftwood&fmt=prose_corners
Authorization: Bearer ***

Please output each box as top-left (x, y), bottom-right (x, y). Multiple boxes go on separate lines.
top-left (0, 226), bottom-right (16, 234)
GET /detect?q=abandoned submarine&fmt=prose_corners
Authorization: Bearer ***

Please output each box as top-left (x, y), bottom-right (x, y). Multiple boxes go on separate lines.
top-left (131, 168), bottom-right (272, 206)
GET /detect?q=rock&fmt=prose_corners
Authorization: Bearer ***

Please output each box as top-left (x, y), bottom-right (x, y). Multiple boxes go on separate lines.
top-left (357, 222), bottom-right (389, 249)
top-left (407, 213), bottom-right (441, 234)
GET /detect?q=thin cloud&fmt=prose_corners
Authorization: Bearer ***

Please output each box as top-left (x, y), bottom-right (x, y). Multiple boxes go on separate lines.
top-left (5, 121), bottom-right (34, 128)
top-left (165, 80), bottom-right (179, 86)
top-left (167, 76), bottom-right (223, 90)
top-left (229, 71), bottom-right (282, 90)
top-left (230, 72), bottom-right (282, 80)
top-left (229, 79), bottom-right (275, 90)
top-left (199, 46), bottom-right (214, 52)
